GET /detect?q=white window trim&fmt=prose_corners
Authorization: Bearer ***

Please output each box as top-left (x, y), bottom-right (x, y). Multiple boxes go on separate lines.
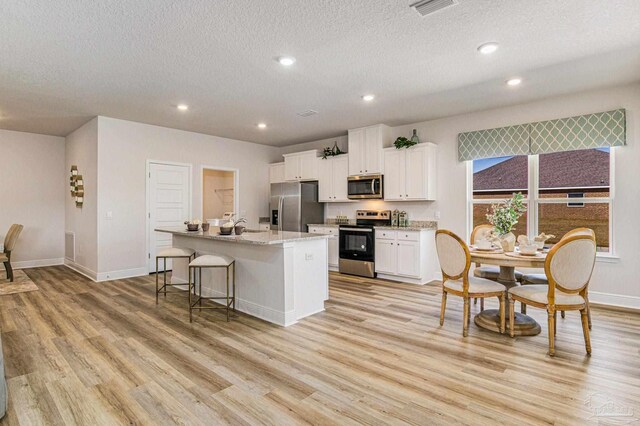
top-left (468, 148), bottom-right (616, 258)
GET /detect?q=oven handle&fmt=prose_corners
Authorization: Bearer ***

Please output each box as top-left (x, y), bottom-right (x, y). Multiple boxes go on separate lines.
top-left (340, 227), bottom-right (373, 233)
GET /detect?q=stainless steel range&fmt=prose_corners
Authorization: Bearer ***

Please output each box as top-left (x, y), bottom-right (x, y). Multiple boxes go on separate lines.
top-left (338, 210), bottom-right (391, 278)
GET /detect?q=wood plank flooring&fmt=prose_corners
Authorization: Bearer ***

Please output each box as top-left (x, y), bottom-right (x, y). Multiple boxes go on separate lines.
top-left (1, 266), bottom-right (640, 425)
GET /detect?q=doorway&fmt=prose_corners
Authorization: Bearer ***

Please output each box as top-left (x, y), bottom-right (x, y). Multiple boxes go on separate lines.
top-left (201, 167), bottom-right (239, 223)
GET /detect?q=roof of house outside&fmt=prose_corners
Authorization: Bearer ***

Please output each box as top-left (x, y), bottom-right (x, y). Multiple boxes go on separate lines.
top-left (473, 149), bottom-right (610, 192)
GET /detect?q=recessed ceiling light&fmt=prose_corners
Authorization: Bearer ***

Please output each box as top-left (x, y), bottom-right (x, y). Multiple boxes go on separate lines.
top-left (257, 123), bottom-right (267, 129)
top-left (506, 78), bottom-right (522, 86)
top-left (477, 42), bottom-right (499, 54)
top-left (362, 94), bottom-right (375, 102)
top-left (278, 56), bottom-right (296, 66)
top-left (177, 104), bottom-right (189, 111)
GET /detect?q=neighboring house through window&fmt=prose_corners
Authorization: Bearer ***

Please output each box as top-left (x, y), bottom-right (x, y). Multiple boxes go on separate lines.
top-left (469, 148), bottom-right (613, 253)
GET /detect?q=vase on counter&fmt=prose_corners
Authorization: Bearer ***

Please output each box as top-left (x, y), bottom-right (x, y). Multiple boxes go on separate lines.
top-left (498, 232), bottom-right (516, 252)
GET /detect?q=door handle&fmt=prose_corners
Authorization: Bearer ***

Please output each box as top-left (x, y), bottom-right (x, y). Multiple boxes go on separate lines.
top-left (278, 196), bottom-right (284, 232)
top-left (370, 179), bottom-right (375, 195)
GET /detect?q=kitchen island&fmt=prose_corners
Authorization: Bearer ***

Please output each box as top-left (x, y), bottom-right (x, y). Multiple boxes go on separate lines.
top-left (155, 227), bottom-right (330, 326)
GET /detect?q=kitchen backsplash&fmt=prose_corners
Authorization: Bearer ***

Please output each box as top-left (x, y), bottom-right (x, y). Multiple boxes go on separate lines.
top-left (324, 200), bottom-right (439, 222)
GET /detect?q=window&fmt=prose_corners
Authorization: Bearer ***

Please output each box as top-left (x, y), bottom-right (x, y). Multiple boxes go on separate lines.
top-left (470, 148), bottom-right (613, 254)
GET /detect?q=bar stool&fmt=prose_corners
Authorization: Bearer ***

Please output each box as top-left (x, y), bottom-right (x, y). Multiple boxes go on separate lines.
top-left (188, 254), bottom-right (236, 322)
top-left (156, 247), bottom-right (196, 304)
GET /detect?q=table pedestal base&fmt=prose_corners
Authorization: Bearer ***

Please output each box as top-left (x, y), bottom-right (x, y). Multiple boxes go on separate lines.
top-left (474, 309), bottom-right (541, 336)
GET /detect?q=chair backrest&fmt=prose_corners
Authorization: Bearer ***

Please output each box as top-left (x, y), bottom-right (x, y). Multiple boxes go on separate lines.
top-left (470, 224), bottom-right (494, 244)
top-left (435, 230), bottom-right (470, 280)
top-left (545, 234), bottom-right (596, 295)
top-left (3, 224), bottom-right (23, 253)
top-left (562, 227), bottom-right (595, 241)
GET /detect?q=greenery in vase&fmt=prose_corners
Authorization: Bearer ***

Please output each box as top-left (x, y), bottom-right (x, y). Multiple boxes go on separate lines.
top-left (393, 136), bottom-right (418, 149)
top-left (486, 192), bottom-right (527, 236)
top-left (321, 141), bottom-right (344, 159)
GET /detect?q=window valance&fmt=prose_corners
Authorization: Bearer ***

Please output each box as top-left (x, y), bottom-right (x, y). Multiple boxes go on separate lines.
top-left (458, 109), bottom-right (626, 161)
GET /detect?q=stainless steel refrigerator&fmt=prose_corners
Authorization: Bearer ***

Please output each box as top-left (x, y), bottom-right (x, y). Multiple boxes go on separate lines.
top-left (270, 182), bottom-right (324, 232)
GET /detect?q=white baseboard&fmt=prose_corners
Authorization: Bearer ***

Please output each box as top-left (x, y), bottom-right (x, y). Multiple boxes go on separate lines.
top-left (96, 267), bottom-right (147, 282)
top-left (64, 259), bottom-right (98, 281)
top-left (13, 258), bottom-right (64, 269)
top-left (588, 291), bottom-right (640, 311)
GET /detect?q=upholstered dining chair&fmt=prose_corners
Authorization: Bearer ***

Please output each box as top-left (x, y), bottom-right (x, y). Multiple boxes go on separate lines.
top-left (471, 224), bottom-right (523, 311)
top-left (508, 234), bottom-right (596, 356)
top-left (1, 224), bottom-right (24, 282)
top-left (520, 227), bottom-right (595, 327)
top-left (435, 230), bottom-right (507, 337)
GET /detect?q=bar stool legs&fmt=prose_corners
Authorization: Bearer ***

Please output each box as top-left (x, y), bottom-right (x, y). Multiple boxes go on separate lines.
top-left (188, 257), bottom-right (236, 323)
top-left (155, 248), bottom-right (196, 305)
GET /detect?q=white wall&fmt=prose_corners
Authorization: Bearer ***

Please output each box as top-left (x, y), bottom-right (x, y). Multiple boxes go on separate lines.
top-left (96, 116), bottom-right (275, 278)
top-left (0, 129), bottom-right (65, 267)
top-left (281, 83), bottom-right (640, 307)
top-left (65, 118), bottom-right (99, 277)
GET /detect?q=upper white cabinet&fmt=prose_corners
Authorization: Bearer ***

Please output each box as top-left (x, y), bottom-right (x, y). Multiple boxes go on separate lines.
top-left (269, 162), bottom-right (285, 184)
top-left (283, 150), bottom-right (320, 181)
top-left (383, 143), bottom-right (437, 201)
top-left (318, 155), bottom-right (350, 202)
top-left (348, 124), bottom-right (390, 176)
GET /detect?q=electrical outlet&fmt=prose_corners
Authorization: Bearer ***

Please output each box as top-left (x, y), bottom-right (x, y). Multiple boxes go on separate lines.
top-left (0, 244), bottom-right (4, 252)
top-left (435, 211), bottom-right (441, 220)
top-left (305, 253), bottom-right (314, 261)
top-left (106, 211), bottom-right (113, 220)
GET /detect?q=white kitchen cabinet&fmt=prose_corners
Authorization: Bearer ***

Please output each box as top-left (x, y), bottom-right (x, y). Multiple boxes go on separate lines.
top-left (308, 226), bottom-right (339, 269)
top-left (284, 150), bottom-right (320, 181)
top-left (348, 124), bottom-right (390, 176)
top-left (318, 155), bottom-right (350, 202)
top-left (396, 240), bottom-right (420, 277)
top-left (374, 239), bottom-right (396, 274)
top-left (374, 229), bottom-right (438, 284)
top-left (269, 162), bottom-right (285, 184)
top-left (383, 143), bottom-right (437, 201)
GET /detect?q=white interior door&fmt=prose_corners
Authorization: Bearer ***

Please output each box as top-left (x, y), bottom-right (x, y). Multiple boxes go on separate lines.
top-left (148, 162), bottom-right (191, 273)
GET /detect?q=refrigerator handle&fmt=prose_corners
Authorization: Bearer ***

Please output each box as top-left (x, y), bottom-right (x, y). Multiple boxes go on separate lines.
top-left (278, 196), bottom-right (284, 232)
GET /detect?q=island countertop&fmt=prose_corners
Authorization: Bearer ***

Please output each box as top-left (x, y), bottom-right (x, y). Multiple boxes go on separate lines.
top-left (155, 227), bottom-right (330, 245)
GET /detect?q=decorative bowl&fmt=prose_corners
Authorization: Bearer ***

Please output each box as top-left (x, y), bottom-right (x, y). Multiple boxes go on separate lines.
top-left (201, 223), bottom-right (210, 232)
top-left (186, 224), bottom-right (200, 231)
top-left (219, 226), bottom-right (234, 235)
top-left (234, 225), bottom-right (246, 235)
top-left (519, 244), bottom-right (538, 255)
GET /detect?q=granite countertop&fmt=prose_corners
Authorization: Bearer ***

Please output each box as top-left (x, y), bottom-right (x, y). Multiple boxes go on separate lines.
top-left (155, 227), bottom-right (330, 245)
top-left (308, 221), bottom-right (438, 231)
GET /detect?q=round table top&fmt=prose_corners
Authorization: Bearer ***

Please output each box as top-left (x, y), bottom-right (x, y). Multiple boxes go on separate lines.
top-left (470, 250), bottom-right (547, 268)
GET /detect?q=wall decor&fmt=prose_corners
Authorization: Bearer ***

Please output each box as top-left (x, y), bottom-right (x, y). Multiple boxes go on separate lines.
top-left (69, 165), bottom-right (84, 208)
top-left (321, 141), bottom-right (345, 159)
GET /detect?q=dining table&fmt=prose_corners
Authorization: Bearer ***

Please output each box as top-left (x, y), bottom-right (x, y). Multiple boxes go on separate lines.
top-left (470, 249), bottom-right (547, 336)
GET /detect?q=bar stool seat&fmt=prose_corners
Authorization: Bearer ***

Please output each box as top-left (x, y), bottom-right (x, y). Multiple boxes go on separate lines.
top-left (189, 254), bottom-right (236, 322)
top-left (190, 254), bottom-right (233, 267)
top-left (158, 247), bottom-right (195, 257)
top-left (156, 247), bottom-right (196, 304)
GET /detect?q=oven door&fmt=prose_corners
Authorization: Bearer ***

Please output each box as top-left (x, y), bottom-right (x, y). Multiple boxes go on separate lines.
top-left (347, 175), bottom-right (383, 199)
top-left (339, 227), bottom-right (374, 262)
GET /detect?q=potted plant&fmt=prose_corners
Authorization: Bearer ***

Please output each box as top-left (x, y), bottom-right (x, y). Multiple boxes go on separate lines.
top-left (486, 192), bottom-right (527, 252)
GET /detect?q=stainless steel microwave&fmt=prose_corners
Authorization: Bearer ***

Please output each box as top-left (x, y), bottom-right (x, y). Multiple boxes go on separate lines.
top-left (347, 174), bottom-right (383, 199)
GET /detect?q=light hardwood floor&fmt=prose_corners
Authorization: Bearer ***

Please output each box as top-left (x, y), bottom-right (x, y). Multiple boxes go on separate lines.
top-left (1, 266), bottom-right (639, 425)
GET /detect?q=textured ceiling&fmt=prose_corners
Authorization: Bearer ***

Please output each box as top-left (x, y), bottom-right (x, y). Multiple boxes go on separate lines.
top-left (1, 0), bottom-right (639, 146)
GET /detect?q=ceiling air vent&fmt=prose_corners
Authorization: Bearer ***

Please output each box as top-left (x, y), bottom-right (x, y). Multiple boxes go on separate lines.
top-left (297, 109), bottom-right (318, 117)
top-left (410, 0), bottom-right (456, 17)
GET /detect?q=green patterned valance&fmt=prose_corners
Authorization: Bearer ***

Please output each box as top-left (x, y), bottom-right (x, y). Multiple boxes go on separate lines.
top-left (458, 109), bottom-right (626, 161)
top-left (458, 124), bottom-right (529, 161)
top-left (530, 109), bottom-right (626, 154)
